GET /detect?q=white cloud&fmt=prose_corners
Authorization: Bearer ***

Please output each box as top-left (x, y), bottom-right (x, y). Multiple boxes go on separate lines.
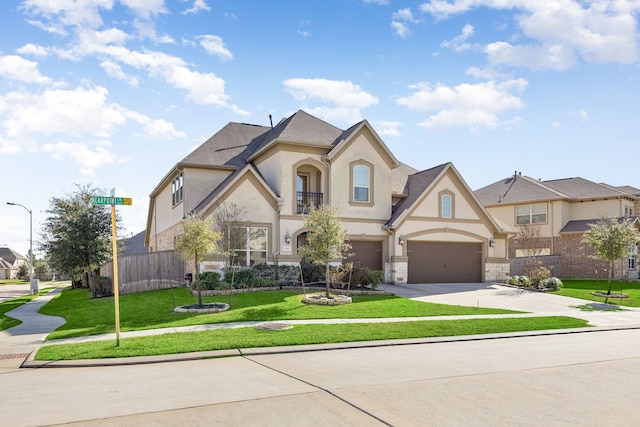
top-left (16, 43), bottom-right (49, 57)
top-left (392, 8), bottom-right (419, 38)
top-left (199, 35), bottom-right (233, 60)
top-left (119, 0), bottom-right (167, 20)
top-left (0, 55), bottom-right (52, 84)
top-left (43, 141), bottom-right (130, 175)
top-left (372, 120), bottom-right (402, 137)
top-left (283, 78), bottom-right (379, 124)
top-left (100, 60), bottom-right (139, 87)
top-left (441, 23), bottom-right (475, 52)
top-left (571, 109), bottom-right (589, 122)
top-left (396, 79), bottom-right (527, 130)
top-left (0, 86), bottom-right (126, 141)
top-left (391, 21), bottom-right (411, 38)
top-left (137, 119), bottom-right (187, 139)
top-left (182, 0), bottom-right (211, 15)
top-left (21, 0), bottom-right (113, 28)
top-left (420, 0), bottom-right (640, 69)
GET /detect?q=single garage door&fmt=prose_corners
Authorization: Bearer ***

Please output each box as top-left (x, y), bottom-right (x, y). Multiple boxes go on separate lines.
top-left (350, 241), bottom-right (383, 271)
top-left (407, 241), bottom-right (482, 283)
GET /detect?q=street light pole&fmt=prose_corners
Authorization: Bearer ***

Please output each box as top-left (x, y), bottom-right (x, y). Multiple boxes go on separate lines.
top-left (7, 202), bottom-right (38, 294)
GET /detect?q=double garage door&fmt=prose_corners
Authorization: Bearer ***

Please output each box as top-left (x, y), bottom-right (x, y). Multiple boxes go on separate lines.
top-left (407, 241), bottom-right (482, 283)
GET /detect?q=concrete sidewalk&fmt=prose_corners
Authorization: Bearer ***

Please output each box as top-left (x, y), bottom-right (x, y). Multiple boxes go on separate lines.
top-left (0, 286), bottom-right (66, 368)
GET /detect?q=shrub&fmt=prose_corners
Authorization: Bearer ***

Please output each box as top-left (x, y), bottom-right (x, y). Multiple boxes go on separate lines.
top-left (523, 260), bottom-right (551, 288)
top-left (301, 263), bottom-right (324, 283)
top-left (508, 276), bottom-right (520, 286)
top-left (95, 276), bottom-right (113, 297)
top-left (518, 276), bottom-right (531, 287)
top-left (541, 277), bottom-right (563, 291)
top-left (367, 270), bottom-right (384, 289)
top-left (223, 267), bottom-right (257, 287)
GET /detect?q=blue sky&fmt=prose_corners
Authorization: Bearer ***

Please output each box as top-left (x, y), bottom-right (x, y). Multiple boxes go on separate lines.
top-left (2, 0), bottom-right (639, 257)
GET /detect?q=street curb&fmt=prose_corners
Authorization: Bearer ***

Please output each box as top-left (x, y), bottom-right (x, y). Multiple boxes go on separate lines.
top-left (23, 325), bottom-right (640, 368)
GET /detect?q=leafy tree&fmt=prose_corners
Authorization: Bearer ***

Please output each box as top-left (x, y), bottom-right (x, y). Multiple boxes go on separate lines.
top-left (174, 215), bottom-right (221, 306)
top-left (298, 205), bottom-right (352, 297)
top-left (212, 203), bottom-right (247, 289)
top-left (582, 217), bottom-right (640, 301)
top-left (34, 257), bottom-right (50, 279)
top-left (39, 184), bottom-right (114, 298)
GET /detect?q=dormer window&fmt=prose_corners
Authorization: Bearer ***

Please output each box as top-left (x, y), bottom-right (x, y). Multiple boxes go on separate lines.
top-left (350, 161), bottom-right (374, 206)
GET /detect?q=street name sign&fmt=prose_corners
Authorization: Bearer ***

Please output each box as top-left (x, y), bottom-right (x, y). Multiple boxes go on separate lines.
top-left (91, 196), bottom-right (132, 206)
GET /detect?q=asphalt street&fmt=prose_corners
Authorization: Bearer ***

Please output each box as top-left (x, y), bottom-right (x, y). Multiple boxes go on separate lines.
top-left (2, 282), bottom-right (640, 426)
top-left (1, 329), bottom-right (640, 426)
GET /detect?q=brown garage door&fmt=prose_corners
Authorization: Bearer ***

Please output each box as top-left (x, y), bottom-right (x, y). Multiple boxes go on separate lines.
top-left (407, 241), bottom-right (482, 283)
top-left (350, 241), bottom-right (383, 271)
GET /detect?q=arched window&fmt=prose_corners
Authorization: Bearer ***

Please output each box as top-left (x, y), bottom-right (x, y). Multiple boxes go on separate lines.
top-left (353, 164), bottom-right (370, 203)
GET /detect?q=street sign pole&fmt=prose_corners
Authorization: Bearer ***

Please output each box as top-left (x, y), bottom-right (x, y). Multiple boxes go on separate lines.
top-left (92, 191), bottom-right (132, 347)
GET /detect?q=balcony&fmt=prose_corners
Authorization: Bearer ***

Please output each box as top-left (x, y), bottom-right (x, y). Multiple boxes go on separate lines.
top-left (297, 191), bottom-right (323, 214)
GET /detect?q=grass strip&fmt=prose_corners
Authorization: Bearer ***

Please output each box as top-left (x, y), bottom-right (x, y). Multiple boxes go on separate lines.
top-left (40, 288), bottom-right (522, 340)
top-left (36, 316), bottom-right (588, 361)
top-left (553, 279), bottom-right (640, 307)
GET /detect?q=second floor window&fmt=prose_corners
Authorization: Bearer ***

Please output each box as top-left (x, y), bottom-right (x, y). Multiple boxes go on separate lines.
top-left (442, 194), bottom-right (452, 218)
top-left (353, 164), bottom-right (370, 203)
top-left (172, 173), bottom-right (183, 206)
top-left (516, 203), bottom-right (547, 225)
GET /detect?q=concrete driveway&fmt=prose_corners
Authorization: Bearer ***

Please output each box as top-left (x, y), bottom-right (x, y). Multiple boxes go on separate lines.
top-left (378, 282), bottom-right (640, 328)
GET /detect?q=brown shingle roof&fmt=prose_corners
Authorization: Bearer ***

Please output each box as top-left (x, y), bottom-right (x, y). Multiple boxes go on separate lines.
top-left (387, 163), bottom-right (449, 226)
top-left (560, 216), bottom-right (640, 233)
top-left (475, 174), bottom-right (639, 206)
top-left (474, 174), bottom-right (568, 206)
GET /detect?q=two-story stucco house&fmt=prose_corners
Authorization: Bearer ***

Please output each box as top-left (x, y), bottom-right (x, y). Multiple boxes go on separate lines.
top-left (0, 247), bottom-right (29, 280)
top-left (145, 110), bottom-right (513, 284)
top-left (474, 172), bottom-right (640, 280)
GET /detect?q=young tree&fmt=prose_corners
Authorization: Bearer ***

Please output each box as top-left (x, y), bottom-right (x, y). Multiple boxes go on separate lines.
top-left (298, 205), bottom-right (352, 297)
top-left (39, 184), bottom-right (114, 298)
top-left (582, 217), bottom-right (640, 301)
top-left (174, 215), bottom-right (221, 306)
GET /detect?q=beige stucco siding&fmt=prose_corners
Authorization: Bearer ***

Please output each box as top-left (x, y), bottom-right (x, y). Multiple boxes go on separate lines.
top-left (253, 146), bottom-right (328, 216)
top-left (183, 167), bottom-right (232, 214)
top-left (569, 198), bottom-right (627, 220)
top-left (329, 130), bottom-right (393, 221)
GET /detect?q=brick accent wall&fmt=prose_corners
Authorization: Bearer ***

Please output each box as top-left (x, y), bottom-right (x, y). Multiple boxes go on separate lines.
top-left (509, 234), bottom-right (624, 279)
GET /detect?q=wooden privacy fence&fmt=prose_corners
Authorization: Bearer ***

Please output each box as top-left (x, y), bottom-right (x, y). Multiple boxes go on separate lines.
top-left (509, 255), bottom-right (562, 278)
top-left (101, 250), bottom-right (185, 295)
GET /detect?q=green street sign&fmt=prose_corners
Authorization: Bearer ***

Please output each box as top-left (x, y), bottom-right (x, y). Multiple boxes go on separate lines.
top-left (91, 196), bottom-right (132, 206)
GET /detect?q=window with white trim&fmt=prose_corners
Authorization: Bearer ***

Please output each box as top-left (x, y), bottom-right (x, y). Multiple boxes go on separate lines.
top-left (516, 203), bottom-right (547, 225)
top-left (629, 245), bottom-right (637, 270)
top-left (353, 164), bottom-right (370, 203)
top-left (230, 226), bottom-right (268, 266)
top-left (171, 173), bottom-right (183, 206)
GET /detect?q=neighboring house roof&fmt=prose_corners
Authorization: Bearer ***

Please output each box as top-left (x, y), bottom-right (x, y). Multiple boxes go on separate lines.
top-left (560, 216), bottom-right (640, 234)
top-left (543, 177), bottom-right (630, 200)
top-left (0, 247), bottom-right (27, 265)
top-left (475, 173), bottom-right (638, 206)
top-left (122, 231), bottom-right (148, 256)
top-left (0, 257), bottom-right (14, 269)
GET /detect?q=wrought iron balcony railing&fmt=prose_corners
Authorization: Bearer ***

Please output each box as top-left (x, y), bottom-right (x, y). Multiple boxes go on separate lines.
top-left (296, 191), bottom-right (323, 214)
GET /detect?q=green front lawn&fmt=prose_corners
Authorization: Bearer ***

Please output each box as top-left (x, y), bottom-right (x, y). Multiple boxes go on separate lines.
top-left (40, 287), bottom-right (521, 340)
top-left (36, 316), bottom-right (588, 361)
top-left (552, 279), bottom-right (640, 307)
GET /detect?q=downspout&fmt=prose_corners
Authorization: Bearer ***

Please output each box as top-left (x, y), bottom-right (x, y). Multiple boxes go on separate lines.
top-left (322, 155), bottom-right (331, 206)
top-left (549, 200), bottom-right (553, 254)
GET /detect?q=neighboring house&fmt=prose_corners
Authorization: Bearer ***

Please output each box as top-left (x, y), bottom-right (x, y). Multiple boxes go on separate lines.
top-left (145, 110), bottom-right (513, 284)
top-left (121, 231), bottom-right (148, 257)
top-left (474, 172), bottom-right (640, 280)
top-left (0, 247), bottom-right (29, 280)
